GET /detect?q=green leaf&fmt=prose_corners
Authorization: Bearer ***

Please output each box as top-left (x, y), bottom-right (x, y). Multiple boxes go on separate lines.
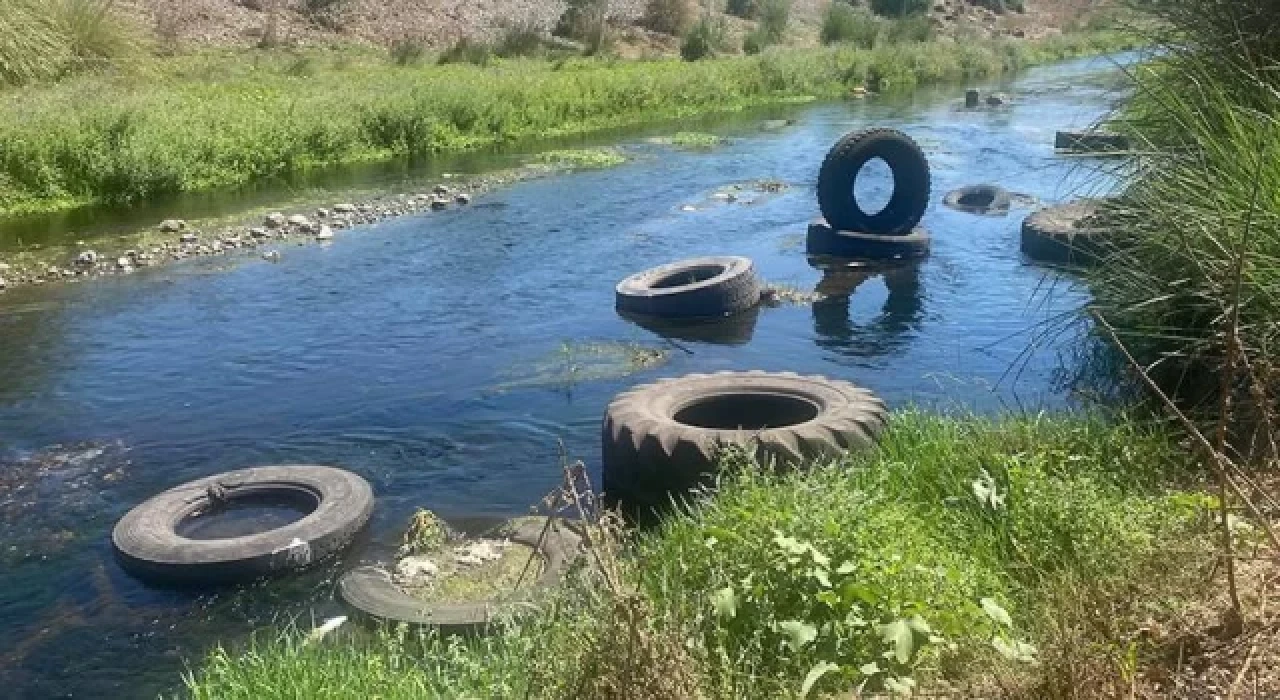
top-left (840, 582), bottom-right (878, 606)
top-left (907, 615), bottom-right (931, 636)
top-left (815, 590), bottom-right (841, 608)
top-left (778, 620), bottom-right (818, 651)
top-left (811, 567), bottom-right (831, 588)
top-left (858, 661), bottom-right (881, 676)
top-left (981, 598), bottom-right (1013, 628)
top-left (884, 675), bottom-right (917, 696)
top-left (800, 661), bottom-right (840, 698)
top-left (711, 586), bottom-right (738, 620)
top-left (835, 560), bottom-right (857, 575)
top-left (879, 619), bottom-right (915, 664)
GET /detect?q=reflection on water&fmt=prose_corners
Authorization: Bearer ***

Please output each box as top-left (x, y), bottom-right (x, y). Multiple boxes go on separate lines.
top-left (618, 306), bottom-right (762, 347)
top-left (811, 258), bottom-right (924, 360)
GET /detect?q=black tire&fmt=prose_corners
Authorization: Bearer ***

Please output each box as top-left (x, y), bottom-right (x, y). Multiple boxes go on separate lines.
top-left (112, 465), bottom-right (373, 586)
top-left (818, 128), bottom-right (931, 236)
top-left (338, 517), bottom-right (582, 633)
top-left (616, 256), bottom-right (760, 319)
top-left (1020, 200), bottom-right (1108, 266)
top-left (807, 219), bottom-right (930, 260)
top-left (602, 371), bottom-right (887, 515)
top-left (1054, 130), bottom-right (1130, 154)
top-left (942, 184), bottom-right (1012, 216)
top-left (618, 304), bottom-right (761, 346)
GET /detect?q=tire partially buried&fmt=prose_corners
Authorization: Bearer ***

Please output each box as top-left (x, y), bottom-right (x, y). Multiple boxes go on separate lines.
top-left (338, 517), bottom-right (582, 633)
top-left (1021, 200), bottom-right (1110, 265)
top-left (112, 465), bottom-right (373, 586)
top-left (616, 256), bottom-right (760, 319)
top-left (807, 219), bottom-right (930, 260)
top-left (818, 128), bottom-right (931, 236)
top-left (942, 184), bottom-right (1012, 216)
top-left (602, 371), bottom-right (888, 515)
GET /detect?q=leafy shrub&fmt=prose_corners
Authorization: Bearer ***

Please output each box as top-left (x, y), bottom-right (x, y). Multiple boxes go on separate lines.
top-left (554, 0), bottom-right (608, 40)
top-left (757, 0), bottom-right (790, 42)
top-left (885, 15), bottom-right (933, 43)
top-left (725, 0), bottom-right (759, 20)
top-left (496, 22), bottom-right (544, 58)
top-left (869, 0), bottom-right (929, 18)
top-left (389, 37), bottom-right (427, 66)
top-left (821, 2), bottom-right (880, 47)
top-left (680, 16), bottom-right (726, 61)
top-left (437, 37), bottom-right (492, 66)
top-left (302, 0), bottom-right (347, 28)
top-left (642, 0), bottom-right (695, 36)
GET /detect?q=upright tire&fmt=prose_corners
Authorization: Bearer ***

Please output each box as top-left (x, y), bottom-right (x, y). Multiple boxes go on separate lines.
top-left (616, 256), bottom-right (760, 319)
top-left (602, 371), bottom-right (888, 515)
top-left (112, 465), bottom-right (374, 586)
top-left (807, 219), bottom-right (930, 260)
top-left (818, 129), bottom-right (931, 236)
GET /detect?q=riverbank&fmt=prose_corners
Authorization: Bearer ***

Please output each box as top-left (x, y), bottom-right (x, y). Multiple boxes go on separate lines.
top-left (0, 31), bottom-right (1134, 221)
top-left (183, 411), bottom-right (1248, 699)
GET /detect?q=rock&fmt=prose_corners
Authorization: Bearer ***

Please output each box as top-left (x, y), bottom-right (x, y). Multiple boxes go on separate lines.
top-left (76, 251), bottom-right (98, 266)
top-left (430, 198), bottom-right (448, 211)
top-left (455, 193), bottom-right (471, 205)
top-left (262, 250), bottom-right (281, 262)
top-left (358, 204), bottom-right (373, 213)
top-left (394, 556), bottom-right (439, 585)
top-left (286, 214), bottom-right (311, 228)
top-left (849, 86), bottom-right (869, 99)
top-left (116, 257), bottom-right (131, 269)
top-left (966, 89), bottom-right (981, 108)
top-left (265, 212), bottom-right (286, 228)
top-left (433, 184), bottom-right (450, 195)
top-left (0, 262), bottom-right (10, 271)
top-left (454, 540), bottom-right (506, 567)
top-left (334, 203), bottom-right (357, 214)
top-left (986, 93), bottom-right (1007, 106)
top-left (332, 220), bottom-right (348, 229)
top-left (315, 226), bottom-right (334, 241)
top-left (159, 219), bottom-right (186, 233)
top-left (179, 232), bottom-right (198, 243)
top-left (249, 227), bottom-right (269, 238)
top-left (316, 208), bottom-right (330, 219)
top-left (46, 266), bottom-right (60, 278)
top-left (0, 277), bottom-right (6, 290)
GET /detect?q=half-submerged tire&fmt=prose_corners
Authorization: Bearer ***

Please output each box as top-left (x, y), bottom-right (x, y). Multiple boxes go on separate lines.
top-left (943, 184), bottom-right (1012, 216)
top-left (1054, 130), bottom-right (1130, 154)
top-left (602, 371), bottom-right (888, 515)
top-left (112, 465), bottom-right (374, 586)
top-left (1020, 200), bottom-right (1109, 265)
top-left (338, 517), bottom-right (582, 633)
top-left (807, 219), bottom-right (930, 260)
top-left (615, 256), bottom-right (760, 319)
top-left (818, 128), bottom-right (931, 236)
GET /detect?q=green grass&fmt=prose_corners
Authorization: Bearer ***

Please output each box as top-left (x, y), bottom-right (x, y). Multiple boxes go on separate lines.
top-left (181, 412), bottom-right (1211, 699)
top-left (0, 31), bottom-right (1137, 216)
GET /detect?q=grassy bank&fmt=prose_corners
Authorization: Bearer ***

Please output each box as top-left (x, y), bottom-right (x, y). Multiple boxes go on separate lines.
top-left (0, 31), bottom-right (1135, 217)
top-left (182, 412), bottom-right (1216, 699)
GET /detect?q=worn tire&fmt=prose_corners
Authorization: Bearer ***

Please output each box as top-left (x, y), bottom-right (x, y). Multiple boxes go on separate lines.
top-left (615, 256), bottom-right (760, 319)
top-left (112, 465), bottom-right (373, 586)
top-left (943, 184), bottom-right (1012, 216)
top-left (1020, 200), bottom-right (1109, 265)
top-left (338, 517), bottom-right (582, 633)
top-left (807, 219), bottom-right (931, 260)
top-left (818, 128), bottom-right (931, 236)
top-left (602, 371), bottom-right (888, 515)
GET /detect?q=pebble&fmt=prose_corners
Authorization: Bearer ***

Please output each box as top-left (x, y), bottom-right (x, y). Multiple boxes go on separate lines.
top-left (315, 208), bottom-right (330, 219)
top-left (430, 198), bottom-right (448, 211)
top-left (180, 233), bottom-right (198, 243)
top-left (76, 251), bottom-right (98, 266)
top-left (262, 250), bottom-right (281, 262)
top-left (286, 214), bottom-right (311, 228)
top-left (159, 219), bottom-right (186, 233)
top-left (249, 227), bottom-right (269, 239)
top-left (315, 226), bottom-right (334, 241)
top-left (0, 277), bottom-right (6, 290)
top-left (334, 203), bottom-right (357, 213)
top-left (116, 257), bottom-right (131, 269)
top-left (0, 262), bottom-right (10, 271)
top-left (986, 93), bottom-right (1007, 106)
top-left (265, 212), bottom-right (286, 228)
top-left (455, 193), bottom-right (471, 205)
top-left (433, 184), bottom-right (450, 195)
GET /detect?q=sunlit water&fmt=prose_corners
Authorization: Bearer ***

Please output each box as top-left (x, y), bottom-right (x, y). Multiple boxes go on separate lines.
top-left (0, 53), bottom-right (1135, 698)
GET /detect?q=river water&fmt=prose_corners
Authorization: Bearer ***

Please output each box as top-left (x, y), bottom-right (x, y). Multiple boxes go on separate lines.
top-left (0, 53), bottom-right (1132, 698)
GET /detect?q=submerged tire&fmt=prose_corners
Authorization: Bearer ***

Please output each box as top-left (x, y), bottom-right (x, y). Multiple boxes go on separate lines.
top-left (818, 128), bottom-right (931, 236)
top-left (602, 371), bottom-right (888, 515)
top-left (807, 219), bottom-right (931, 260)
top-left (943, 184), bottom-right (1012, 216)
top-left (615, 256), bottom-right (761, 319)
top-left (112, 465), bottom-right (373, 586)
top-left (1020, 200), bottom-right (1109, 265)
top-left (338, 517), bottom-right (582, 633)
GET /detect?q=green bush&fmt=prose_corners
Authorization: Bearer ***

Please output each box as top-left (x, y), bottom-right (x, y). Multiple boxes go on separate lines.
top-left (437, 37), bottom-right (492, 66)
top-left (885, 15), bottom-right (933, 43)
top-left (496, 23), bottom-right (545, 58)
top-left (726, 0), bottom-right (759, 20)
top-left (869, 0), bottom-right (929, 18)
top-left (821, 2), bottom-right (880, 47)
top-left (680, 16), bottom-right (726, 61)
top-left (389, 38), bottom-right (427, 66)
top-left (642, 0), bottom-right (695, 36)
top-left (0, 0), bottom-right (140, 88)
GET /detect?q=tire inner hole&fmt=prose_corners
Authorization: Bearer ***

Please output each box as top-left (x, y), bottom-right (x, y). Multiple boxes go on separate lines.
top-left (958, 190), bottom-right (994, 208)
top-left (177, 489), bottom-right (318, 540)
top-left (652, 264), bottom-right (726, 289)
top-left (674, 393), bottom-right (819, 430)
top-left (853, 157), bottom-right (893, 216)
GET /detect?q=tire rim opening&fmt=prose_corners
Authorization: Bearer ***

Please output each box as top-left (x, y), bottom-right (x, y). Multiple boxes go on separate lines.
top-left (651, 264), bottom-right (726, 289)
top-left (177, 489), bottom-right (319, 540)
top-left (852, 157), bottom-right (893, 216)
top-left (957, 190), bottom-right (994, 208)
top-left (674, 393), bottom-right (820, 430)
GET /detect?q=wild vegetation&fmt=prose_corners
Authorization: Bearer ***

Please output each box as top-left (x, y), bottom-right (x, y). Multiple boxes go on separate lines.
top-left (181, 412), bottom-right (1216, 698)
